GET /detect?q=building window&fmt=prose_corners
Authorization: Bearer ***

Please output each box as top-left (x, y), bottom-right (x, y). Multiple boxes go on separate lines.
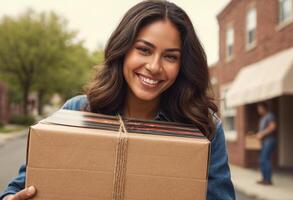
top-left (226, 27), bottom-right (234, 61)
top-left (279, 0), bottom-right (293, 24)
top-left (221, 86), bottom-right (237, 140)
top-left (246, 8), bottom-right (257, 49)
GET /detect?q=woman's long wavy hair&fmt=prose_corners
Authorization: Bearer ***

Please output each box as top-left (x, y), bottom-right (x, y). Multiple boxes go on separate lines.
top-left (85, 0), bottom-right (218, 139)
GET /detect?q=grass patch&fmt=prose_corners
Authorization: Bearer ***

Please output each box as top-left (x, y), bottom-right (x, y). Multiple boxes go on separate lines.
top-left (0, 125), bottom-right (27, 134)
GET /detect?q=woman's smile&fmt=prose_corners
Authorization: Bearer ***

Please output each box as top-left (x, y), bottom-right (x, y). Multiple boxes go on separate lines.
top-left (136, 72), bottom-right (163, 88)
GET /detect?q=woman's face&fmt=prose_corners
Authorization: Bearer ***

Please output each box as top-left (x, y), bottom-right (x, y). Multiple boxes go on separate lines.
top-left (123, 20), bottom-right (181, 103)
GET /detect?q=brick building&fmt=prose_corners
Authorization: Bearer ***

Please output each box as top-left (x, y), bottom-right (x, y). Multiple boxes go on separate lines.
top-left (210, 0), bottom-right (293, 168)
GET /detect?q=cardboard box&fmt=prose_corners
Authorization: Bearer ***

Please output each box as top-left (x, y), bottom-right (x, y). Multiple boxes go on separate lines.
top-left (26, 110), bottom-right (210, 200)
top-left (245, 134), bottom-right (261, 150)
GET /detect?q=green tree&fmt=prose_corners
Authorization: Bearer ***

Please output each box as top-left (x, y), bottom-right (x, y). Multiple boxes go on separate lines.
top-left (34, 43), bottom-right (92, 115)
top-left (0, 9), bottom-right (92, 115)
top-left (91, 47), bottom-right (104, 65)
top-left (53, 43), bottom-right (93, 102)
top-left (88, 48), bottom-right (105, 78)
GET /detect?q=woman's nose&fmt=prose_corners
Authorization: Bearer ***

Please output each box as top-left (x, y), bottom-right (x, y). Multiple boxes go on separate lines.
top-left (146, 56), bottom-right (162, 74)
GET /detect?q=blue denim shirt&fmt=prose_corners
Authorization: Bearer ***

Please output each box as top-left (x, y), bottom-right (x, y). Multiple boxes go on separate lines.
top-left (0, 95), bottom-right (235, 200)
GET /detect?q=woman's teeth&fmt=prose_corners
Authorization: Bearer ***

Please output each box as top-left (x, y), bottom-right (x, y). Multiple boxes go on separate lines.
top-left (139, 75), bottom-right (159, 85)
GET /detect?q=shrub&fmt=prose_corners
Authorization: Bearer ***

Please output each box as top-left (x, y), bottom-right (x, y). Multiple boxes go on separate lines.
top-left (0, 121), bottom-right (4, 128)
top-left (9, 115), bottom-right (36, 126)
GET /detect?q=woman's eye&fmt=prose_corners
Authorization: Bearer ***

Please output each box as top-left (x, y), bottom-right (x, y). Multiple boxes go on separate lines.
top-left (136, 47), bottom-right (151, 55)
top-left (165, 55), bottom-right (179, 62)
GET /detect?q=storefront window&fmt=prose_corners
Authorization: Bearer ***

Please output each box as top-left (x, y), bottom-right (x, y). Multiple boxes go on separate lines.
top-left (221, 86), bottom-right (237, 140)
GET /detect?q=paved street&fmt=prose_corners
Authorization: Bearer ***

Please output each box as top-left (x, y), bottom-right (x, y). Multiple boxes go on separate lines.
top-left (236, 191), bottom-right (256, 200)
top-left (0, 134), bottom-right (27, 191)
top-left (0, 135), bottom-right (255, 200)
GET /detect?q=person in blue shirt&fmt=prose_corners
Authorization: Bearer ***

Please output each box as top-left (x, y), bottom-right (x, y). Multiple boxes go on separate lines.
top-left (256, 102), bottom-right (277, 185)
top-left (0, 0), bottom-right (235, 199)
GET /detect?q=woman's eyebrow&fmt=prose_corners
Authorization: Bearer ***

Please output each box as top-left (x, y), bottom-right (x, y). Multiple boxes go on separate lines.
top-left (136, 39), bottom-right (181, 53)
top-left (136, 39), bottom-right (155, 48)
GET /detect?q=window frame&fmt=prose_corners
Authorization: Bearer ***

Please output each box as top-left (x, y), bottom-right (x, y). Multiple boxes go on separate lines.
top-left (277, 0), bottom-right (293, 30)
top-left (245, 7), bottom-right (257, 50)
top-left (225, 26), bottom-right (234, 62)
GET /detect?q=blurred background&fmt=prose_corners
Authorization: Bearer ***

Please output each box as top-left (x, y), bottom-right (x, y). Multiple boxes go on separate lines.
top-left (0, 0), bottom-right (292, 200)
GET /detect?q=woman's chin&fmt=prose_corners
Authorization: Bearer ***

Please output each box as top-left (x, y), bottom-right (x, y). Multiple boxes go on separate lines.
top-left (133, 91), bottom-right (160, 102)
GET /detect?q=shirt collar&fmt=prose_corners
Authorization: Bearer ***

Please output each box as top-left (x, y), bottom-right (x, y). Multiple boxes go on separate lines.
top-left (154, 110), bottom-right (171, 122)
top-left (117, 110), bottom-right (171, 122)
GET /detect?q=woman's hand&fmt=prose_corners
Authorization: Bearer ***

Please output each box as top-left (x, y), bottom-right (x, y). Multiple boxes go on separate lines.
top-left (3, 186), bottom-right (36, 200)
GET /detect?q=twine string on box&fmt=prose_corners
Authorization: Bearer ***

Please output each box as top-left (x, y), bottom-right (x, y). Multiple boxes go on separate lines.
top-left (112, 115), bottom-right (128, 200)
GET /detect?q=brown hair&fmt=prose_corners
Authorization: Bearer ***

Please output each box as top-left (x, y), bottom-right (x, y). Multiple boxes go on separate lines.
top-left (86, 0), bottom-right (218, 139)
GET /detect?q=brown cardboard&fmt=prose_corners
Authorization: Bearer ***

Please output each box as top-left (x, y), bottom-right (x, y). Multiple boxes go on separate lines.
top-left (245, 134), bottom-right (261, 150)
top-left (26, 110), bottom-right (210, 200)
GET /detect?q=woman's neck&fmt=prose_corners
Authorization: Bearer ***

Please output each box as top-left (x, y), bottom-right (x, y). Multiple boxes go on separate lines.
top-left (123, 91), bottom-right (160, 120)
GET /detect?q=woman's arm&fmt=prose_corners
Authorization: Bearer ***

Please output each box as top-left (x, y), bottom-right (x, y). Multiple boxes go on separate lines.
top-left (0, 164), bottom-right (31, 199)
top-left (207, 121), bottom-right (236, 200)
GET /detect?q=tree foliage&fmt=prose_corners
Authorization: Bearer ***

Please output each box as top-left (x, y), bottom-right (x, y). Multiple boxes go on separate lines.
top-left (0, 9), bottom-right (95, 115)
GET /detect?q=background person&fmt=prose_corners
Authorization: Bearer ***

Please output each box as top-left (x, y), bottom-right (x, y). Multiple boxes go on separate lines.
top-left (256, 102), bottom-right (277, 185)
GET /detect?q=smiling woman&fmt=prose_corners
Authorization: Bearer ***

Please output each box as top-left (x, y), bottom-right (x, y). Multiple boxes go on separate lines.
top-left (86, 0), bottom-right (218, 139)
top-left (0, 1), bottom-right (235, 200)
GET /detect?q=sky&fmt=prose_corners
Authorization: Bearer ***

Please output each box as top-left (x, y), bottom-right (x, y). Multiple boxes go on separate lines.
top-left (0, 0), bottom-right (230, 65)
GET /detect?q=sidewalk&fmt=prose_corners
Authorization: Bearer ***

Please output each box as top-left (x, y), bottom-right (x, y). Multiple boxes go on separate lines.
top-left (231, 165), bottom-right (293, 200)
top-left (0, 128), bottom-right (28, 147)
